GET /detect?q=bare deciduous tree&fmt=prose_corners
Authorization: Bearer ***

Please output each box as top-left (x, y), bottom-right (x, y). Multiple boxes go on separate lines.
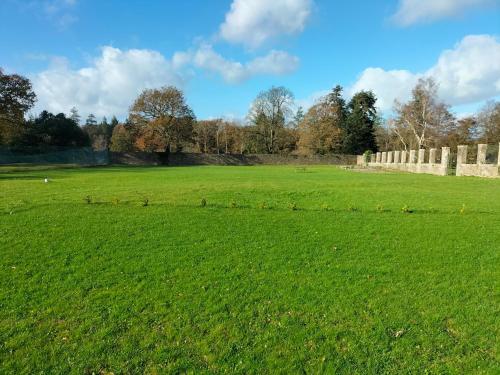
top-left (393, 78), bottom-right (454, 149)
top-left (248, 86), bottom-right (294, 154)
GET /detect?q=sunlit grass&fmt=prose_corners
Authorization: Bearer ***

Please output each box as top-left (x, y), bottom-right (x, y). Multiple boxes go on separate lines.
top-left (1, 165), bottom-right (499, 373)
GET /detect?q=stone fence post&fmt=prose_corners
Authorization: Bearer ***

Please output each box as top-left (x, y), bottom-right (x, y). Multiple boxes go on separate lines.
top-left (441, 147), bottom-right (450, 168)
top-left (401, 151), bottom-right (407, 164)
top-left (418, 149), bottom-right (425, 164)
top-left (477, 144), bottom-right (487, 165)
top-left (457, 145), bottom-right (468, 165)
top-left (429, 148), bottom-right (436, 164)
top-left (387, 151), bottom-right (393, 164)
top-left (376, 152), bottom-right (381, 163)
top-left (394, 151), bottom-right (401, 164)
top-left (409, 150), bottom-right (416, 164)
top-left (457, 145), bottom-right (468, 176)
top-left (382, 152), bottom-right (387, 163)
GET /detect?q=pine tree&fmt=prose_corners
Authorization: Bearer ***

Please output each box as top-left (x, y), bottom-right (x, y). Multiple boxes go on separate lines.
top-left (344, 91), bottom-right (378, 154)
top-left (85, 113), bottom-right (97, 126)
top-left (69, 107), bottom-right (81, 125)
top-left (292, 106), bottom-right (305, 128)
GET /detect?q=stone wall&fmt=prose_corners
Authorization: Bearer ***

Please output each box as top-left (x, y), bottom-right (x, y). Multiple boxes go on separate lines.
top-left (167, 153), bottom-right (357, 166)
top-left (361, 143), bottom-right (500, 178)
top-left (110, 152), bottom-right (357, 166)
top-left (456, 144), bottom-right (500, 178)
top-left (110, 152), bottom-right (165, 165)
top-left (367, 147), bottom-right (451, 176)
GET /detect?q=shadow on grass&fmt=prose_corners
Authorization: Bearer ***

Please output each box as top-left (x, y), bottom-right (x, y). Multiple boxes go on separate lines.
top-left (26, 199), bottom-right (495, 216)
top-left (0, 174), bottom-right (44, 181)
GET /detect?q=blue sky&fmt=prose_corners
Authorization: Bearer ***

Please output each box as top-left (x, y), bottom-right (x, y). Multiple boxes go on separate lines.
top-left (1, 0), bottom-right (499, 121)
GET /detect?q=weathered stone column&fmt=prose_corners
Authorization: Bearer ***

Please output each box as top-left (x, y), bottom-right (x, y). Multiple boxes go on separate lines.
top-left (370, 154), bottom-right (376, 163)
top-left (409, 150), bottom-right (417, 164)
top-left (382, 152), bottom-right (387, 163)
top-left (387, 151), bottom-right (393, 164)
top-left (441, 147), bottom-right (450, 167)
top-left (429, 148), bottom-right (437, 164)
top-left (477, 144), bottom-right (487, 164)
top-left (376, 152), bottom-right (381, 163)
top-left (441, 147), bottom-right (451, 176)
top-left (394, 151), bottom-right (401, 164)
top-left (418, 149), bottom-right (425, 164)
top-left (401, 151), bottom-right (407, 164)
top-left (456, 145), bottom-right (468, 176)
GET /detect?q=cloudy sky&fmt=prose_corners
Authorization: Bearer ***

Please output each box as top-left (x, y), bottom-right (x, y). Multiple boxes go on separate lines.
top-left (1, 0), bottom-right (499, 120)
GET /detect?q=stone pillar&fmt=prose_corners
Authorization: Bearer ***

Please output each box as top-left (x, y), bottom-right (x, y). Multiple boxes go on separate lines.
top-left (441, 147), bottom-right (450, 176)
top-left (387, 151), bottom-right (393, 164)
top-left (370, 154), bottom-right (376, 163)
top-left (457, 145), bottom-right (468, 165)
top-left (441, 147), bottom-right (450, 167)
top-left (382, 152), bottom-right (387, 163)
top-left (409, 150), bottom-right (417, 164)
top-left (394, 151), bottom-right (401, 164)
top-left (477, 144), bottom-right (487, 164)
top-left (418, 149), bottom-right (425, 164)
top-left (429, 148), bottom-right (437, 164)
top-left (401, 151), bottom-right (407, 164)
top-left (456, 145), bottom-right (468, 176)
top-left (376, 152), bottom-right (381, 163)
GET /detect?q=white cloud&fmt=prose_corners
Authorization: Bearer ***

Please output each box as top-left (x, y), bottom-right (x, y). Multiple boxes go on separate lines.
top-left (32, 44), bottom-right (300, 118)
top-left (349, 68), bottom-right (419, 110)
top-left (33, 46), bottom-right (186, 119)
top-left (392, 0), bottom-right (495, 26)
top-left (40, 0), bottom-right (79, 29)
top-left (192, 44), bottom-right (299, 84)
top-left (427, 35), bottom-right (500, 104)
top-left (219, 0), bottom-right (313, 48)
top-left (349, 35), bottom-right (500, 111)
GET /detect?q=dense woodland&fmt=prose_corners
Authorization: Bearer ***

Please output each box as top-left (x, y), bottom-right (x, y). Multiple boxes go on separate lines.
top-left (1, 68), bottom-right (499, 156)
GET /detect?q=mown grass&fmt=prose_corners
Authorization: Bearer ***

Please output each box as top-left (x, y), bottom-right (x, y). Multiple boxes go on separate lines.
top-left (1, 165), bottom-right (499, 373)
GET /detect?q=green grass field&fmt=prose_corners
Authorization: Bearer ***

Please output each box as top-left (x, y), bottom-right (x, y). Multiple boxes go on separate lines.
top-left (1, 165), bottom-right (499, 373)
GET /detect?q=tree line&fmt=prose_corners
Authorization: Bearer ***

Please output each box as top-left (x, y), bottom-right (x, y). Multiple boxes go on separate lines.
top-left (378, 78), bottom-right (500, 152)
top-left (1, 68), bottom-right (499, 156)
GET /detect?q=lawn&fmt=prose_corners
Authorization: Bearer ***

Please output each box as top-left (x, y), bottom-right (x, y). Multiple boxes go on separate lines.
top-left (1, 165), bottom-right (499, 373)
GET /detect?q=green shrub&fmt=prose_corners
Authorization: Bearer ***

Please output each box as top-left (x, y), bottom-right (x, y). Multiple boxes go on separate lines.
top-left (401, 205), bottom-right (413, 214)
top-left (348, 205), bottom-right (358, 212)
top-left (363, 150), bottom-right (373, 164)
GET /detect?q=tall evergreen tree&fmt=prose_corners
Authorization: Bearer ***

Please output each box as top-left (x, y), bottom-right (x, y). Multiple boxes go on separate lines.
top-left (326, 85), bottom-right (347, 126)
top-left (344, 91), bottom-right (378, 154)
top-left (85, 113), bottom-right (97, 126)
top-left (108, 116), bottom-right (119, 139)
top-left (291, 106), bottom-right (305, 128)
top-left (69, 107), bottom-right (80, 125)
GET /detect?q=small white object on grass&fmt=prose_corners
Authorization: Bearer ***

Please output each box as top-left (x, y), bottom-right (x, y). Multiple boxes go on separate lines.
top-left (44, 178), bottom-right (49, 183)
